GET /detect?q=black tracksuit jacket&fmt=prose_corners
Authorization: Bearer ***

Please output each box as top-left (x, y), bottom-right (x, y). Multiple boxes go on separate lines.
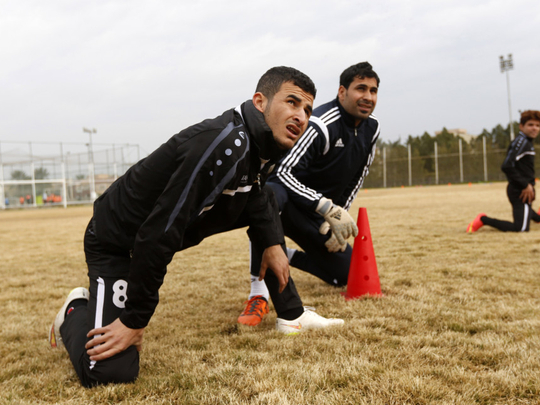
top-left (501, 131), bottom-right (536, 199)
top-left (271, 97), bottom-right (380, 212)
top-left (91, 100), bottom-right (285, 329)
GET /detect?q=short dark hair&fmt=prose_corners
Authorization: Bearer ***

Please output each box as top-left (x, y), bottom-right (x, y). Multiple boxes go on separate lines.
top-left (339, 62), bottom-right (380, 89)
top-left (520, 110), bottom-right (540, 125)
top-left (256, 66), bottom-right (316, 100)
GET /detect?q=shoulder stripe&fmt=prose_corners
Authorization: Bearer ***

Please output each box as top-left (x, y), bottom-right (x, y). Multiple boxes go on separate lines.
top-left (504, 133), bottom-right (530, 167)
top-left (279, 127), bottom-right (318, 171)
top-left (344, 140), bottom-right (378, 211)
top-left (314, 106), bottom-right (341, 155)
top-left (319, 106), bottom-right (339, 122)
top-left (196, 141), bottom-right (250, 217)
top-left (309, 116), bottom-right (330, 155)
top-left (516, 151), bottom-right (535, 161)
top-left (324, 114), bottom-right (341, 127)
top-left (166, 121), bottom-right (243, 231)
top-left (371, 119), bottom-right (381, 145)
top-left (276, 127), bottom-right (321, 201)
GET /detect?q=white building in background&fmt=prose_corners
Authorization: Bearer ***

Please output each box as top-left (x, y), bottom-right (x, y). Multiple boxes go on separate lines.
top-left (434, 128), bottom-right (475, 143)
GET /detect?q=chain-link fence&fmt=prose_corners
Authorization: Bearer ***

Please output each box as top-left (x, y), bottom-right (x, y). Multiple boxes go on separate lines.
top-left (363, 137), bottom-right (538, 189)
top-left (2, 132), bottom-right (535, 210)
top-left (0, 141), bottom-right (140, 209)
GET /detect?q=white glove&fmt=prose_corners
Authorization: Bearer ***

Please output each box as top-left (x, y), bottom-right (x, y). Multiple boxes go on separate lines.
top-left (316, 197), bottom-right (358, 245)
top-left (319, 221), bottom-right (347, 253)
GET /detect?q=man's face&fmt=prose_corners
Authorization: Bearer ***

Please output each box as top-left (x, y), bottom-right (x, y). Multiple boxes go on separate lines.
top-left (520, 119), bottom-right (540, 139)
top-left (338, 76), bottom-right (378, 125)
top-left (254, 82), bottom-right (314, 150)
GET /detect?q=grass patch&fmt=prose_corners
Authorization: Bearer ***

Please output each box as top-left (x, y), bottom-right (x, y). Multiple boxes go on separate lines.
top-left (1, 183), bottom-right (540, 404)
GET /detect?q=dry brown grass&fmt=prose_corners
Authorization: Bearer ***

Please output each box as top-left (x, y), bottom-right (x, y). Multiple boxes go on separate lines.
top-left (1, 183), bottom-right (540, 404)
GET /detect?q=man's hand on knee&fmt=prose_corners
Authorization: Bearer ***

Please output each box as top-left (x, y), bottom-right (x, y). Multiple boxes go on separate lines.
top-left (86, 318), bottom-right (144, 361)
top-left (520, 184), bottom-right (535, 204)
top-left (259, 244), bottom-right (290, 293)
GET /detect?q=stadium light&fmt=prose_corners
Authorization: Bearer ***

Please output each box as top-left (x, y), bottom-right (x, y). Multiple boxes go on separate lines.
top-left (499, 54), bottom-right (515, 141)
top-left (83, 127), bottom-right (97, 200)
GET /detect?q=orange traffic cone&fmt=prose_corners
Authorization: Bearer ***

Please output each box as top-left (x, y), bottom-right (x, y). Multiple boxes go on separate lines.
top-left (342, 207), bottom-right (382, 300)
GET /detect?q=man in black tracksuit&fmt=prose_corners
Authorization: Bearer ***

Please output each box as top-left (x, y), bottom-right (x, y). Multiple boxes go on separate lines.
top-left (49, 67), bottom-right (347, 387)
top-left (238, 62), bottom-right (380, 327)
top-left (467, 110), bottom-right (540, 233)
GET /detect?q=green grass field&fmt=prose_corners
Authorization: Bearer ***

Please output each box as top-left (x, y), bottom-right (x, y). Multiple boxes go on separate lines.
top-left (1, 182), bottom-right (540, 404)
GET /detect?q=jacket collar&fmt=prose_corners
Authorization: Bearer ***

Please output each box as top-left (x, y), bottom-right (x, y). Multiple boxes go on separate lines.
top-left (237, 100), bottom-right (287, 162)
top-left (519, 131), bottom-right (534, 142)
top-left (335, 97), bottom-right (363, 129)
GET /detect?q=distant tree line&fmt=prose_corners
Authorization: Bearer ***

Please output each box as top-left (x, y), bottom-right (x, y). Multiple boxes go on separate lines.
top-left (6, 168), bottom-right (50, 203)
top-left (10, 167), bottom-right (49, 181)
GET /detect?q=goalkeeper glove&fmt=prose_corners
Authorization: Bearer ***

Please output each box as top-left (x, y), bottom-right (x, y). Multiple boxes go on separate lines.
top-left (319, 221), bottom-right (347, 253)
top-left (315, 197), bottom-right (358, 245)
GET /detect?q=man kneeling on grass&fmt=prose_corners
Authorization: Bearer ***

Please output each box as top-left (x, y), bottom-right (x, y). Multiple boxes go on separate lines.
top-left (48, 66), bottom-right (344, 388)
top-left (467, 110), bottom-right (540, 233)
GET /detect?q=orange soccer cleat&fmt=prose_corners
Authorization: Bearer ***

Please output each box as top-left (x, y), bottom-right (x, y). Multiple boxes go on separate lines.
top-left (237, 295), bottom-right (269, 326)
top-left (466, 213), bottom-right (486, 233)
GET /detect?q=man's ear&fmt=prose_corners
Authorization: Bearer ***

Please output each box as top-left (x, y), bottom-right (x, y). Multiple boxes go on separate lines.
top-left (337, 85), bottom-right (346, 102)
top-left (253, 92), bottom-right (268, 113)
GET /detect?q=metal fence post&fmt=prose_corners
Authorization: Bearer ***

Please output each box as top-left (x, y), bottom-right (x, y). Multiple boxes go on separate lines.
top-left (29, 142), bottom-right (37, 207)
top-left (113, 144), bottom-right (118, 180)
top-left (383, 147), bottom-right (387, 188)
top-left (408, 143), bottom-right (412, 186)
top-left (60, 143), bottom-right (67, 208)
top-left (89, 155), bottom-right (96, 201)
top-left (434, 141), bottom-right (438, 185)
top-left (483, 136), bottom-right (488, 182)
top-left (459, 138), bottom-right (463, 183)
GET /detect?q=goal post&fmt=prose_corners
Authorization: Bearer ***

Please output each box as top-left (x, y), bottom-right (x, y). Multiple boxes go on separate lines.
top-left (0, 141), bottom-right (140, 209)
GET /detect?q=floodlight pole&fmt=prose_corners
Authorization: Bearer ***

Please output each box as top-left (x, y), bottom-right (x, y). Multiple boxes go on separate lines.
top-left (83, 127), bottom-right (97, 200)
top-left (499, 54), bottom-right (515, 141)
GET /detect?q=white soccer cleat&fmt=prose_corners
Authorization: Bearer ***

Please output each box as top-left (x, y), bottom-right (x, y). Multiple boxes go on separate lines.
top-left (49, 287), bottom-right (90, 348)
top-left (276, 307), bottom-right (344, 335)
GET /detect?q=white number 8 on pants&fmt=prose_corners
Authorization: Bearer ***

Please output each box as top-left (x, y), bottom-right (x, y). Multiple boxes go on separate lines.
top-left (112, 280), bottom-right (128, 308)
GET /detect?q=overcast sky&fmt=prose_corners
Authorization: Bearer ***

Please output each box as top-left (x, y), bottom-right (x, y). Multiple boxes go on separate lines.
top-left (1, 0), bottom-right (539, 156)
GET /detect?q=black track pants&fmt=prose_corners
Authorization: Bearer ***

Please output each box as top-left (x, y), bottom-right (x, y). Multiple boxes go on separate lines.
top-left (60, 222), bottom-right (139, 387)
top-left (61, 185), bottom-right (304, 387)
top-left (250, 182), bottom-right (351, 287)
top-left (482, 185), bottom-right (539, 232)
